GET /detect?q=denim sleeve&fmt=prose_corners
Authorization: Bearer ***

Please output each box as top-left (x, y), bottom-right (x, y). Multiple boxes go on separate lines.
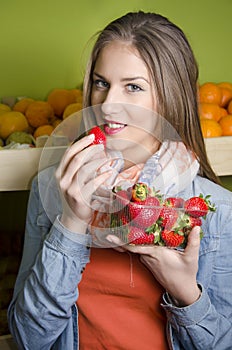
top-left (161, 201), bottom-right (232, 350)
top-left (7, 177), bottom-right (91, 350)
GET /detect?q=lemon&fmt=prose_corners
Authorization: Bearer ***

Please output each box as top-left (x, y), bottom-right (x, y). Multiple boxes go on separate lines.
top-left (0, 111), bottom-right (28, 139)
top-left (6, 131), bottom-right (34, 145)
top-left (0, 103), bottom-right (11, 113)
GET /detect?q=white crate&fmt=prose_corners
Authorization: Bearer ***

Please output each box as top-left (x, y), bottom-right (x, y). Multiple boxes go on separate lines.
top-left (0, 137), bottom-right (231, 191)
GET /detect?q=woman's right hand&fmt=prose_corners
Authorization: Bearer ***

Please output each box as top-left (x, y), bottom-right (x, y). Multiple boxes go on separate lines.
top-left (55, 134), bottom-right (112, 233)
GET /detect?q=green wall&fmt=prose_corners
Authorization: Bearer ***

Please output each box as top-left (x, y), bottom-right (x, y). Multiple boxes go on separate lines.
top-left (0, 0), bottom-right (231, 101)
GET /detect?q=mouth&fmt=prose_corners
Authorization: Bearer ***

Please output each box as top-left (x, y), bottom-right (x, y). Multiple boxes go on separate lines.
top-left (104, 121), bottom-right (127, 135)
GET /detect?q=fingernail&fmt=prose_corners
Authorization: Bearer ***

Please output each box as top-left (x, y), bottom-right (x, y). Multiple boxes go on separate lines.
top-left (87, 133), bottom-right (95, 141)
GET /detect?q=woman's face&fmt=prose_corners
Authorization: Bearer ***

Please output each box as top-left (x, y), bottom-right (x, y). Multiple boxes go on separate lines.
top-left (91, 41), bottom-right (160, 163)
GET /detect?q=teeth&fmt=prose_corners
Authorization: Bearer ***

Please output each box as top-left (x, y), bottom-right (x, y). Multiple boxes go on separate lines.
top-left (108, 123), bottom-right (124, 129)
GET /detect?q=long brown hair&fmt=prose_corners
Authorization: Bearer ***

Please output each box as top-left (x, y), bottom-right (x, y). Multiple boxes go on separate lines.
top-left (83, 11), bottom-right (220, 184)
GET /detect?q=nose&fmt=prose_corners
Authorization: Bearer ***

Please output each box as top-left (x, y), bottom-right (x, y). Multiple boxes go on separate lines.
top-left (101, 86), bottom-right (123, 115)
top-left (101, 101), bottom-right (123, 115)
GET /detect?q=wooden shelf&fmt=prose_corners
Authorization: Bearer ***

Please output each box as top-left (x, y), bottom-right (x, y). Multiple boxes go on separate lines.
top-left (0, 137), bottom-right (231, 191)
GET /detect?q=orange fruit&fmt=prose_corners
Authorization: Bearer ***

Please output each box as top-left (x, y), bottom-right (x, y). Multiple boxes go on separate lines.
top-left (70, 89), bottom-right (83, 103)
top-left (63, 102), bottom-right (83, 119)
top-left (220, 107), bottom-right (228, 119)
top-left (199, 103), bottom-right (222, 122)
top-left (219, 114), bottom-right (232, 136)
top-left (228, 100), bottom-right (232, 115)
top-left (47, 89), bottom-right (77, 117)
top-left (219, 87), bottom-right (232, 108)
top-left (218, 82), bottom-right (232, 91)
top-left (200, 118), bottom-right (222, 138)
top-left (52, 118), bottom-right (62, 128)
top-left (33, 124), bottom-right (54, 139)
top-left (0, 111), bottom-right (29, 139)
top-left (199, 82), bottom-right (222, 105)
top-left (13, 98), bottom-right (34, 113)
top-left (25, 101), bottom-right (54, 128)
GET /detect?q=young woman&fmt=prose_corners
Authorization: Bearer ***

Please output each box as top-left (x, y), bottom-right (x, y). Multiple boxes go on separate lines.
top-left (8, 11), bottom-right (232, 349)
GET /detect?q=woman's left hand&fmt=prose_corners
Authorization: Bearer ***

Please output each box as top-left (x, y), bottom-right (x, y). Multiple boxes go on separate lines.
top-left (107, 226), bottom-right (201, 307)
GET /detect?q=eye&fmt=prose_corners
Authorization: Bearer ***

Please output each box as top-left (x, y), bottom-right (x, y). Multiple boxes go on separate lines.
top-left (93, 79), bottom-right (109, 90)
top-left (127, 84), bottom-right (143, 92)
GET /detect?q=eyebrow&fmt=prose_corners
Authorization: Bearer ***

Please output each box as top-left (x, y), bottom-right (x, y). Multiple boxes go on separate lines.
top-left (93, 72), bottom-right (150, 84)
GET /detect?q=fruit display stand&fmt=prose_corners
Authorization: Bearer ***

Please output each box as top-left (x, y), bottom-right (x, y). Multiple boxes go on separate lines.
top-left (0, 146), bottom-right (66, 191)
top-left (204, 136), bottom-right (232, 176)
top-left (0, 137), bottom-right (231, 192)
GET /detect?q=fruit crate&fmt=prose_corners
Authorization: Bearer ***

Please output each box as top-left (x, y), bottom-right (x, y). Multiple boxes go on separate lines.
top-left (0, 137), bottom-right (231, 192)
top-left (0, 146), bottom-right (66, 191)
top-left (204, 136), bottom-right (232, 176)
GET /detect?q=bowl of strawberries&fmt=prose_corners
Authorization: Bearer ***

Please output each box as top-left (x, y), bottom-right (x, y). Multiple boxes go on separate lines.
top-left (109, 182), bottom-right (216, 248)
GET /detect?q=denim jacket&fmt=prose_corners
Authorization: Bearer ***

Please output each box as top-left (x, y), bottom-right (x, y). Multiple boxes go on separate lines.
top-left (8, 166), bottom-right (232, 349)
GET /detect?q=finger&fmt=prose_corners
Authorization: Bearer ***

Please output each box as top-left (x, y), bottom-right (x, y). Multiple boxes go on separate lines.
top-left (57, 143), bottom-right (105, 186)
top-left (77, 158), bottom-right (112, 185)
top-left (105, 234), bottom-right (157, 253)
top-left (77, 154), bottom-right (118, 186)
top-left (184, 226), bottom-right (201, 255)
top-left (56, 134), bottom-right (99, 178)
top-left (60, 134), bottom-right (95, 168)
top-left (62, 143), bottom-right (104, 180)
top-left (79, 170), bottom-right (114, 205)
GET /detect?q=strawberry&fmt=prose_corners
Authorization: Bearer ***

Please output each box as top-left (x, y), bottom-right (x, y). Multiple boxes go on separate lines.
top-left (129, 196), bottom-right (161, 228)
top-left (111, 210), bottom-right (129, 227)
top-left (159, 206), bottom-right (179, 230)
top-left (115, 189), bottom-right (131, 206)
top-left (128, 226), bottom-right (155, 245)
top-left (131, 182), bottom-right (148, 202)
top-left (183, 214), bottom-right (202, 229)
top-left (164, 197), bottom-right (185, 208)
top-left (184, 194), bottom-right (216, 218)
top-left (161, 229), bottom-right (185, 247)
top-left (88, 126), bottom-right (106, 147)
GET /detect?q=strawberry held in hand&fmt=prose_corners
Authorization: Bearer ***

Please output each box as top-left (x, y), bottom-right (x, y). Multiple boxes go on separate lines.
top-left (161, 229), bottom-right (185, 247)
top-left (110, 182), bottom-right (216, 248)
top-left (88, 126), bottom-right (106, 147)
top-left (129, 195), bottom-right (161, 228)
top-left (127, 226), bottom-right (155, 245)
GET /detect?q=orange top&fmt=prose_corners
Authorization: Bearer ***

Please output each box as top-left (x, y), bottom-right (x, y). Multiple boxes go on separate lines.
top-left (77, 248), bottom-right (168, 350)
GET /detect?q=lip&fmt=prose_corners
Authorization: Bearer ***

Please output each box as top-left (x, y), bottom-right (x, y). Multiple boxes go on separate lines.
top-left (103, 121), bottom-right (127, 135)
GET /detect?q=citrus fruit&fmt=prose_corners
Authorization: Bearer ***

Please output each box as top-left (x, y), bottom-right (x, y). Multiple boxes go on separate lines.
top-left (47, 89), bottom-right (77, 117)
top-left (70, 89), bottom-right (83, 103)
top-left (200, 119), bottom-right (222, 138)
top-left (33, 124), bottom-right (54, 139)
top-left (219, 87), bottom-right (232, 108)
top-left (0, 110), bottom-right (8, 116)
top-left (0, 103), bottom-right (11, 113)
top-left (199, 82), bottom-right (222, 105)
top-left (6, 131), bottom-right (34, 145)
top-left (25, 101), bottom-right (54, 128)
top-left (13, 98), bottom-right (34, 114)
top-left (52, 118), bottom-right (62, 128)
top-left (0, 111), bottom-right (29, 139)
top-left (228, 100), bottom-right (232, 115)
top-left (220, 107), bottom-right (228, 119)
top-left (199, 103), bottom-right (222, 122)
top-left (218, 82), bottom-right (232, 91)
top-left (63, 102), bottom-right (83, 119)
top-left (219, 115), bottom-right (232, 136)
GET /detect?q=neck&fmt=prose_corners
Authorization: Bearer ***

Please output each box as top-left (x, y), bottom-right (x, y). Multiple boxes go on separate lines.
top-left (122, 140), bottom-right (160, 170)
